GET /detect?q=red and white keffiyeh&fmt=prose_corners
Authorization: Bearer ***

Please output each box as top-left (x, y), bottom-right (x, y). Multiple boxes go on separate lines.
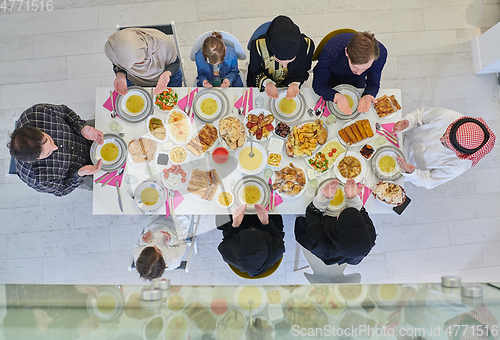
top-left (445, 117), bottom-right (496, 167)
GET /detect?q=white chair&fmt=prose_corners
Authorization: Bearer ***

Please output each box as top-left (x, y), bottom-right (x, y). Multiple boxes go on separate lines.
top-left (189, 31), bottom-right (247, 87)
top-left (116, 22), bottom-right (187, 87)
top-left (297, 242), bottom-right (361, 284)
top-left (128, 215), bottom-right (199, 273)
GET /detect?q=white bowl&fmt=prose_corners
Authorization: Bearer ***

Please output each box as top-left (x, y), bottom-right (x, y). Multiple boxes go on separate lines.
top-left (146, 115), bottom-right (168, 143)
top-left (169, 145), bottom-right (189, 164)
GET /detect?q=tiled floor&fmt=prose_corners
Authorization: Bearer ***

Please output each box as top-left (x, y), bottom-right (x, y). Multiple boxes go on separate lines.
top-left (1, 1), bottom-right (500, 286)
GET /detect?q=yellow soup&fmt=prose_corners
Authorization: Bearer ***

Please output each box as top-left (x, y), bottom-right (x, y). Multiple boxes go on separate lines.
top-left (100, 142), bottom-right (119, 162)
top-left (379, 155), bottom-right (396, 173)
top-left (97, 294), bottom-right (116, 314)
top-left (201, 98), bottom-right (218, 116)
top-left (218, 192), bottom-right (233, 207)
top-left (279, 97), bottom-right (297, 114)
top-left (238, 287), bottom-right (262, 311)
top-left (330, 188), bottom-right (344, 207)
top-left (345, 94), bottom-right (354, 109)
top-left (239, 147), bottom-right (262, 171)
top-left (380, 284), bottom-right (398, 301)
top-left (141, 187), bottom-right (159, 206)
top-left (126, 95), bottom-right (145, 114)
top-left (243, 185), bottom-right (260, 205)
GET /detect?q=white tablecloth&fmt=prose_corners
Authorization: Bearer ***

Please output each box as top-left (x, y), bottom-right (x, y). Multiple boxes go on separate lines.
top-left (92, 87), bottom-right (403, 215)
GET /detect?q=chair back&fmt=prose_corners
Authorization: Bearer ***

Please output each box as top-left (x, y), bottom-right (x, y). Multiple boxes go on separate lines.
top-left (312, 28), bottom-right (357, 61)
top-left (247, 21), bottom-right (271, 50)
top-left (8, 121), bottom-right (18, 176)
top-left (115, 22), bottom-right (187, 86)
top-left (228, 256), bottom-right (283, 279)
top-left (190, 31), bottom-right (246, 61)
top-left (301, 245), bottom-right (361, 283)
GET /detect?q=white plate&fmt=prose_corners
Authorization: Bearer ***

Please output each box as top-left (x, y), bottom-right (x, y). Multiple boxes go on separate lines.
top-left (133, 181), bottom-right (166, 211)
top-left (127, 136), bottom-right (159, 168)
top-left (332, 84), bottom-right (360, 116)
top-left (161, 164), bottom-right (188, 191)
top-left (337, 118), bottom-right (375, 148)
top-left (120, 89), bottom-right (149, 117)
top-left (186, 123), bottom-right (219, 156)
top-left (165, 109), bottom-right (193, 145)
top-left (305, 138), bottom-right (345, 175)
top-left (186, 165), bottom-right (220, 202)
top-left (373, 284), bottom-right (403, 309)
top-left (236, 179), bottom-right (266, 208)
top-left (245, 109), bottom-right (275, 141)
top-left (333, 151), bottom-right (367, 183)
top-left (233, 285), bottom-right (267, 317)
top-left (374, 150), bottom-right (400, 178)
top-left (318, 179), bottom-right (346, 212)
top-left (334, 285), bottom-right (369, 306)
top-left (217, 115), bottom-right (247, 151)
top-left (270, 162), bottom-right (308, 199)
top-left (287, 119), bottom-right (329, 157)
top-left (235, 142), bottom-right (267, 175)
top-left (146, 115), bottom-right (168, 143)
top-left (274, 91), bottom-right (301, 117)
top-left (86, 286), bottom-right (124, 322)
top-left (142, 315), bottom-right (166, 340)
top-left (215, 188), bottom-right (235, 209)
top-left (195, 91), bottom-right (223, 119)
top-left (375, 94), bottom-right (400, 120)
top-left (95, 139), bottom-right (123, 166)
top-left (169, 145), bottom-right (189, 164)
top-left (372, 181), bottom-right (406, 206)
top-left (164, 313), bottom-right (189, 340)
top-left (154, 88), bottom-right (178, 111)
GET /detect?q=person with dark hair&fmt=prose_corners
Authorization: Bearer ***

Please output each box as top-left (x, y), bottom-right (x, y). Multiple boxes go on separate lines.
top-left (247, 15), bottom-right (315, 99)
top-left (105, 27), bottom-right (182, 95)
top-left (217, 204), bottom-right (285, 277)
top-left (133, 216), bottom-right (189, 281)
top-left (195, 31), bottom-right (243, 88)
top-left (295, 179), bottom-right (376, 265)
top-left (393, 108), bottom-right (496, 189)
top-left (313, 31), bottom-right (387, 115)
top-left (7, 104), bottom-right (104, 196)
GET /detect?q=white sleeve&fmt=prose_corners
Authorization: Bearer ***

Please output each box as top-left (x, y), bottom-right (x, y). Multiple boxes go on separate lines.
top-left (402, 107), bottom-right (451, 132)
top-left (312, 192), bottom-right (330, 212)
top-left (345, 196), bottom-right (362, 210)
top-left (403, 160), bottom-right (472, 189)
top-left (263, 78), bottom-right (275, 87)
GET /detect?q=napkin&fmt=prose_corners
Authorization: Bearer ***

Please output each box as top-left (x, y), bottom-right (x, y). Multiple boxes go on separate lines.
top-left (266, 193), bottom-right (283, 211)
top-left (361, 186), bottom-right (372, 205)
top-left (93, 163), bottom-right (126, 187)
top-left (234, 89), bottom-right (247, 109)
top-left (376, 131), bottom-right (400, 148)
top-left (103, 90), bottom-right (119, 112)
top-left (166, 190), bottom-right (184, 218)
top-left (235, 88), bottom-right (254, 114)
top-left (177, 88), bottom-right (199, 111)
top-left (313, 97), bottom-right (323, 111)
top-left (381, 122), bottom-right (398, 139)
top-left (322, 100), bottom-right (331, 118)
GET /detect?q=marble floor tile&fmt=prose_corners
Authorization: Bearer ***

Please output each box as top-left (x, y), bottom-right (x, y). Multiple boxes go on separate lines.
top-left (0, 204), bottom-right (74, 235)
top-left (474, 168), bottom-right (500, 194)
top-left (0, 182), bottom-right (39, 209)
top-left (482, 241), bottom-right (500, 267)
top-left (33, 29), bottom-right (114, 58)
top-left (0, 36), bottom-right (34, 62)
top-left (0, 7), bottom-right (99, 37)
top-left (397, 52), bottom-right (474, 79)
top-left (370, 221), bottom-right (450, 255)
top-left (7, 226), bottom-right (111, 259)
top-left (195, 0), bottom-right (295, 22)
top-left (1, 78), bottom-right (101, 110)
top-left (67, 53), bottom-right (115, 80)
top-left (431, 74), bottom-right (498, 100)
top-left (175, 20), bottom-right (233, 48)
top-left (381, 77), bottom-right (434, 103)
top-left (0, 258), bottom-right (43, 283)
top-left (420, 265), bottom-right (500, 283)
top-left (465, 96), bottom-right (500, 121)
top-left (0, 57), bottom-right (67, 86)
top-left (344, 253), bottom-right (388, 282)
top-left (423, 5), bottom-right (500, 31)
top-left (73, 202), bottom-right (145, 229)
top-left (97, 1), bottom-right (198, 29)
top-left (377, 30), bottom-right (458, 56)
top-left (109, 224), bottom-right (144, 251)
top-left (456, 28), bottom-right (482, 52)
top-left (449, 216), bottom-right (500, 246)
top-left (386, 244), bottom-right (485, 277)
top-left (402, 98), bottom-right (467, 117)
top-left (295, 0), bottom-right (391, 14)
top-left (382, 56), bottom-right (399, 81)
top-left (39, 189), bottom-right (92, 206)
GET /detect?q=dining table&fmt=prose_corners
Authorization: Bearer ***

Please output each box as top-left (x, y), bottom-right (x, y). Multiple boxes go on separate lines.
top-left (92, 87), bottom-right (403, 215)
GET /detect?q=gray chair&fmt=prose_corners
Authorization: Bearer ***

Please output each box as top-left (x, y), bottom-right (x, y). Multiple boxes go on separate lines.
top-left (247, 21), bottom-right (271, 50)
top-left (116, 22), bottom-right (187, 87)
top-left (7, 121), bottom-right (18, 177)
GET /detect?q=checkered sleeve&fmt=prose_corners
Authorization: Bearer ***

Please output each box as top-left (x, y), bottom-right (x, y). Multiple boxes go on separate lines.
top-left (56, 105), bottom-right (87, 136)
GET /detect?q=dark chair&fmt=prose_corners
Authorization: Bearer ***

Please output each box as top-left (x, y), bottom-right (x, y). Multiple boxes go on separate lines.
top-left (116, 22), bottom-right (187, 87)
top-left (246, 21), bottom-right (271, 50)
top-left (8, 121), bottom-right (18, 177)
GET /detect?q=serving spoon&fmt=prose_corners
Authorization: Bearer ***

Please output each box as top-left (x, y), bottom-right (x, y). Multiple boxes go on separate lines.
top-left (248, 299), bottom-right (254, 326)
top-left (249, 134), bottom-right (254, 158)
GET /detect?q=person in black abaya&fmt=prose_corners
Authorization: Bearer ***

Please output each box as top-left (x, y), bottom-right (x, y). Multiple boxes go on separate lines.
top-left (247, 15), bottom-right (315, 99)
top-left (295, 178), bottom-right (376, 265)
top-left (217, 204), bottom-right (285, 277)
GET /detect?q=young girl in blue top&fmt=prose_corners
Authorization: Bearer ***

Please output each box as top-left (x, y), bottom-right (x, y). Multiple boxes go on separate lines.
top-left (195, 31), bottom-right (243, 88)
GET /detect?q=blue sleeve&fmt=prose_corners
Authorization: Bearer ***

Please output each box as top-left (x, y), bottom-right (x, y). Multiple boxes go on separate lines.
top-left (363, 44), bottom-right (387, 98)
top-left (195, 50), bottom-right (210, 85)
top-left (312, 44), bottom-right (338, 102)
top-left (222, 50), bottom-right (238, 85)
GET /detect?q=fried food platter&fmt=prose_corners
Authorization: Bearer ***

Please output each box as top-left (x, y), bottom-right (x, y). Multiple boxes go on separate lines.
top-left (245, 109), bottom-right (276, 141)
top-left (271, 162), bottom-right (308, 199)
top-left (333, 151), bottom-right (367, 183)
top-left (285, 119), bottom-right (328, 158)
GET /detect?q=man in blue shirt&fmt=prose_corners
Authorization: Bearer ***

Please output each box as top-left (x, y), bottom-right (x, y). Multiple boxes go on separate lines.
top-left (313, 32), bottom-right (387, 115)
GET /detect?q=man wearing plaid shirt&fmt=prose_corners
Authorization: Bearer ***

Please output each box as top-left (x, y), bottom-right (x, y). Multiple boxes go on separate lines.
top-left (7, 104), bottom-right (104, 196)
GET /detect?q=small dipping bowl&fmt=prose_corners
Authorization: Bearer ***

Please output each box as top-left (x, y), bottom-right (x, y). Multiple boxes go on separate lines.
top-left (212, 147), bottom-right (230, 166)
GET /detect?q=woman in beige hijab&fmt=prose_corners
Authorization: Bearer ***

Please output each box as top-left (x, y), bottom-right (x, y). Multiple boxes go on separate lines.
top-left (105, 28), bottom-right (182, 95)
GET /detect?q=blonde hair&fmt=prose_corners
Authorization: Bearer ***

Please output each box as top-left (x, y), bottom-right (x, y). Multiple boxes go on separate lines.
top-left (346, 31), bottom-right (380, 65)
top-left (202, 31), bottom-right (226, 65)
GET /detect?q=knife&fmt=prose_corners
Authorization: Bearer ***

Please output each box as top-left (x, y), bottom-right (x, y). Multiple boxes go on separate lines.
top-left (94, 171), bottom-right (110, 183)
top-left (138, 137), bottom-right (151, 170)
top-left (116, 180), bottom-right (123, 212)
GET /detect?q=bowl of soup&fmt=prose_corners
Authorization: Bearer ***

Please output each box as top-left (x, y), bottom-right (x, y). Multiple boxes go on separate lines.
top-left (122, 91), bottom-right (148, 116)
top-left (133, 181), bottom-right (165, 211)
top-left (98, 141), bottom-right (121, 164)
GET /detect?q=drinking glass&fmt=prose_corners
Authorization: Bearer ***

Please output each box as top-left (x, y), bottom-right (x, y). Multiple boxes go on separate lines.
top-left (255, 96), bottom-right (265, 109)
top-left (124, 174), bottom-right (137, 184)
top-left (108, 120), bottom-right (123, 132)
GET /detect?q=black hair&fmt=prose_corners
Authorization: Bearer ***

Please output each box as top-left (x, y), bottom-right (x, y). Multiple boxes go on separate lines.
top-left (7, 126), bottom-right (45, 162)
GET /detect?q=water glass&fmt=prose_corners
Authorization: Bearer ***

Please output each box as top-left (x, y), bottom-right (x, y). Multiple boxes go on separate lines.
top-left (124, 174), bottom-right (137, 184)
top-left (326, 115), bottom-right (336, 125)
top-left (108, 120), bottom-right (123, 132)
top-left (255, 96), bottom-right (264, 108)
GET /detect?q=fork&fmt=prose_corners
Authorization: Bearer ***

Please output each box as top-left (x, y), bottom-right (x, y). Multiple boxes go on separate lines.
top-left (168, 189), bottom-right (175, 217)
top-left (307, 97), bottom-right (322, 116)
top-left (315, 98), bottom-right (324, 116)
top-left (375, 122), bottom-right (398, 143)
